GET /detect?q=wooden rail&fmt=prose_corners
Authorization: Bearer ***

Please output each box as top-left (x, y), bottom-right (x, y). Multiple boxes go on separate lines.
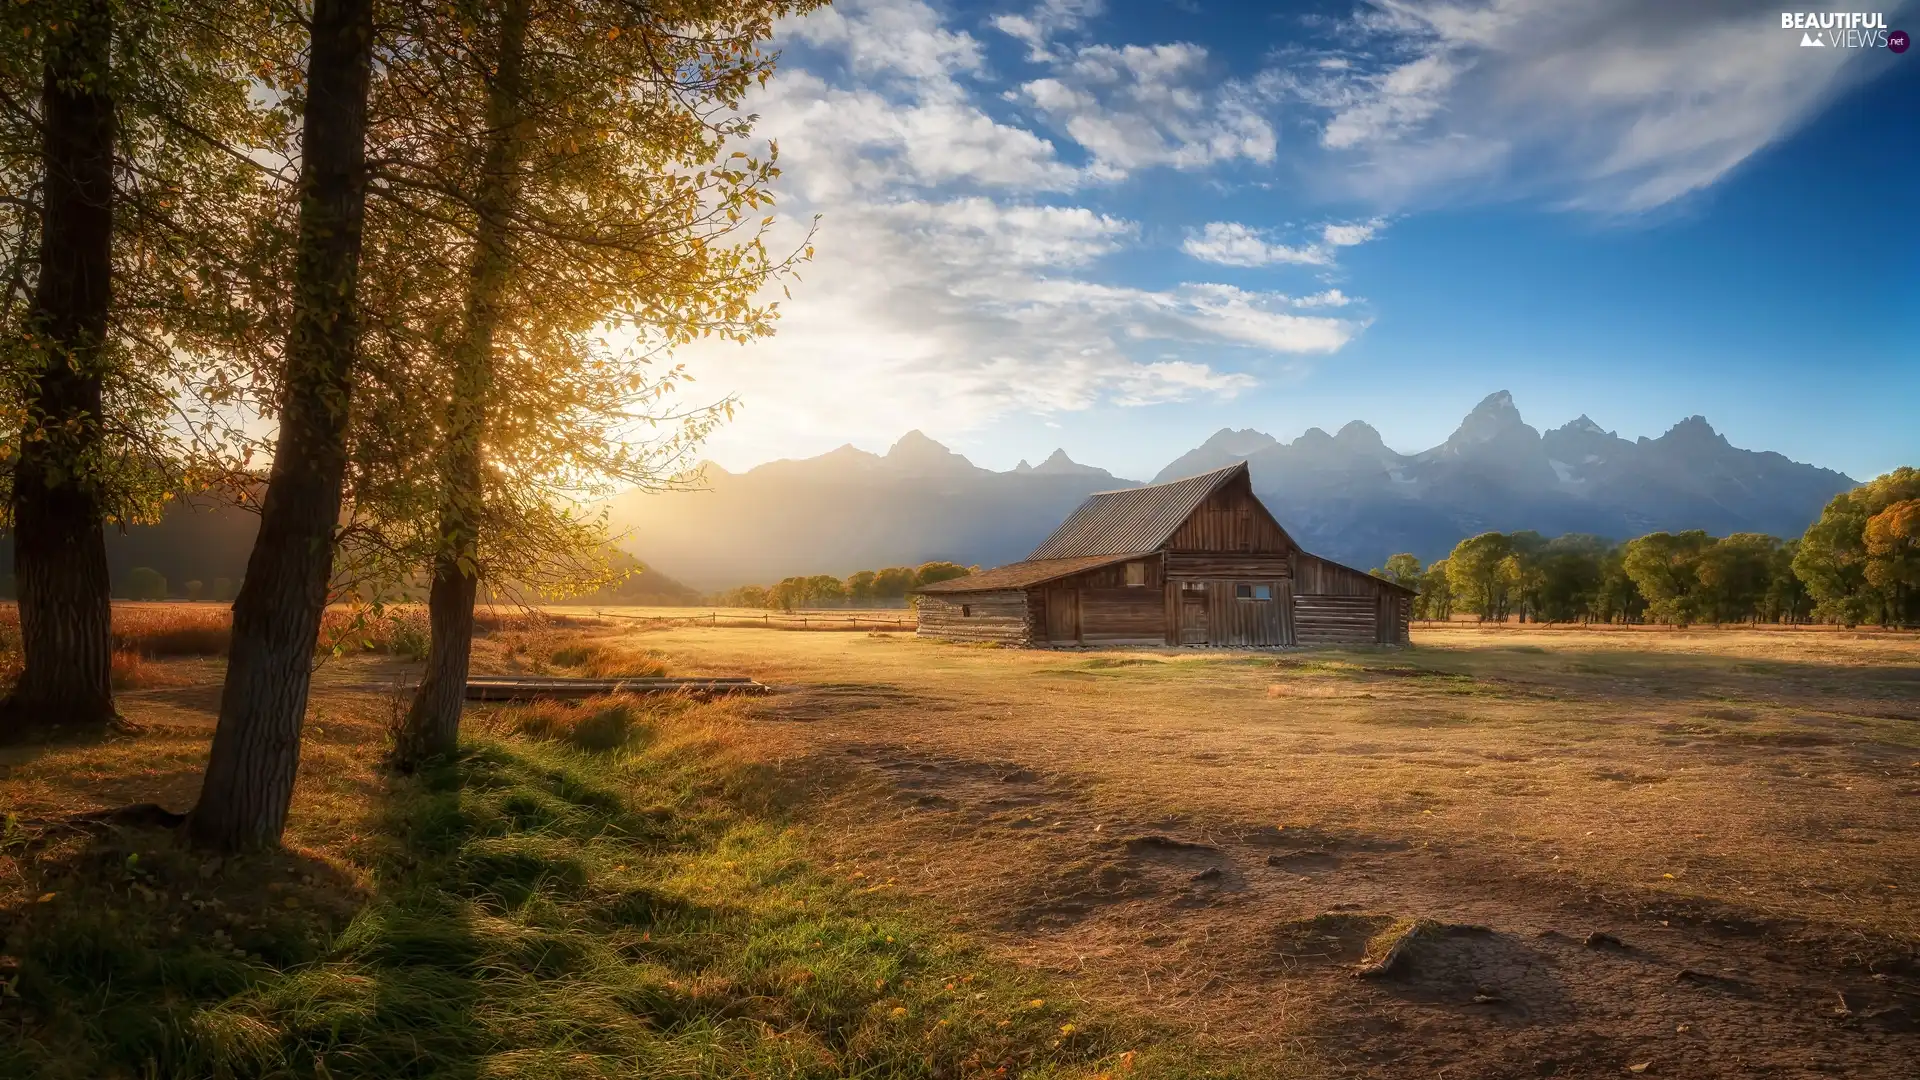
top-left (589, 610), bottom-right (915, 632)
top-left (464, 675), bottom-right (770, 701)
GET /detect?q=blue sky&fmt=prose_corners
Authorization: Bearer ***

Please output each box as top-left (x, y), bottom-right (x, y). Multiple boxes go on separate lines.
top-left (680, 0), bottom-right (1919, 482)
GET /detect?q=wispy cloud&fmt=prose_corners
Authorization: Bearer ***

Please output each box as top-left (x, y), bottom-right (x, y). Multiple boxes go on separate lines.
top-left (685, 0), bottom-right (1367, 463)
top-left (1181, 218), bottom-right (1387, 267)
top-left (1276, 0), bottom-right (1910, 211)
top-left (1014, 42), bottom-right (1278, 178)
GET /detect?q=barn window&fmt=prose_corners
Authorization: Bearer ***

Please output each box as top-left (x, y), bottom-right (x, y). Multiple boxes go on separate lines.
top-left (1125, 561), bottom-right (1147, 587)
top-left (961, 604), bottom-right (972, 617)
top-left (1235, 584), bottom-right (1272, 601)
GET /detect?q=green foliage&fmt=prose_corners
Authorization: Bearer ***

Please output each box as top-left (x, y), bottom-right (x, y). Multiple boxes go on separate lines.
top-left (1792, 467), bottom-right (1920, 625)
top-left (736, 562), bottom-right (978, 611)
top-left (1622, 531), bottom-right (1714, 626)
top-left (1413, 558), bottom-right (1452, 620)
top-left (1370, 553), bottom-right (1422, 590)
top-left (716, 583), bottom-right (769, 608)
top-left (913, 561), bottom-right (971, 588)
top-left (182, 579), bottom-right (205, 601)
top-left (211, 576), bottom-right (237, 603)
top-left (120, 566), bottom-right (167, 601)
top-left (1445, 533), bottom-right (1514, 621)
top-left (1696, 533), bottom-right (1779, 624)
top-left (870, 565), bottom-right (917, 599)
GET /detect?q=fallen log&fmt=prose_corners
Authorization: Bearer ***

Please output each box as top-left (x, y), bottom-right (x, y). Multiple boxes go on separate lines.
top-left (464, 675), bottom-right (769, 701)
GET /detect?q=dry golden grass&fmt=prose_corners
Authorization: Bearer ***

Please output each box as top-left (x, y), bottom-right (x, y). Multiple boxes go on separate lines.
top-left (537, 620), bottom-right (1920, 1076)
top-left (6, 611), bottom-right (1914, 1077)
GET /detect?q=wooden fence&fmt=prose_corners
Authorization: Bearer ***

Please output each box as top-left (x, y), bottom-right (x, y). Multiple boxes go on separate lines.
top-left (1409, 619), bottom-right (1916, 634)
top-left (590, 610), bottom-right (916, 632)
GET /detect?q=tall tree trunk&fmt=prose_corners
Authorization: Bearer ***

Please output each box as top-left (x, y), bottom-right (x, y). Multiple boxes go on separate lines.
top-left (2, 0), bottom-right (117, 739)
top-left (393, 0), bottom-right (531, 770)
top-left (188, 0), bottom-right (375, 850)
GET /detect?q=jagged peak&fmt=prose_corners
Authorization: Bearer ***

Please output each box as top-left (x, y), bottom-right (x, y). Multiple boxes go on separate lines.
top-left (1444, 389), bottom-right (1534, 448)
top-left (1012, 459), bottom-right (1033, 473)
top-left (1555, 414), bottom-right (1610, 436)
top-left (1335, 420), bottom-right (1385, 446)
top-left (1296, 426), bottom-right (1334, 444)
top-left (1468, 389), bottom-right (1520, 419)
top-left (1199, 426), bottom-right (1279, 453)
top-left (1654, 414), bottom-right (1729, 448)
top-left (887, 429), bottom-right (950, 455)
top-left (1041, 448), bottom-right (1076, 466)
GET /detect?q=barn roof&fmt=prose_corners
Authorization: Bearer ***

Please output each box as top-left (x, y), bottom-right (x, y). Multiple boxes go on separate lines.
top-left (1025, 462), bottom-right (1248, 561)
top-left (913, 553), bottom-right (1143, 594)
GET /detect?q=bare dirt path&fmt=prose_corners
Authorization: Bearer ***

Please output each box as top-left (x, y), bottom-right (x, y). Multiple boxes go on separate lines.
top-left (630, 625), bottom-right (1920, 1078)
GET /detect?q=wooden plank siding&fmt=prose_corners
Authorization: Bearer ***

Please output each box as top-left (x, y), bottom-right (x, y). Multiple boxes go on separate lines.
top-left (1293, 594), bottom-right (1377, 645)
top-left (1292, 553), bottom-right (1410, 644)
top-left (916, 591), bottom-right (1032, 645)
top-left (1164, 472), bottom-right (1294, 553)
top-left (1032, 555), bottom-right (1165, 646)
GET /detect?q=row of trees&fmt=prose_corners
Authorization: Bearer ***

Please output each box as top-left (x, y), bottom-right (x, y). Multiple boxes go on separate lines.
top-left (1372, 468), bottom-right (1920, 626)
top-left (0, 0), bottom-right (817, 849)
top-left (112, 569), bottom-right (238, 603)
top-left (717, 562), bottom-right (975, 610)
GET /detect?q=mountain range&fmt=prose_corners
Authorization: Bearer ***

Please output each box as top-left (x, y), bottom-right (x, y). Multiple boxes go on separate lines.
top-left (603, 391), bottom-right (1858, 589)
top-left (0, 391), bottom-right (1860, 597)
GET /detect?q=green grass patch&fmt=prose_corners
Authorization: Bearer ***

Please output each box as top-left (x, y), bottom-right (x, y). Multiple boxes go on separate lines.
top-left (3, 699), bottom-right (1265, 1079)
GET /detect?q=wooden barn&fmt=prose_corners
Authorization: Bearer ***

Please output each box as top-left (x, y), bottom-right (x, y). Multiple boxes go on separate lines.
top-left (914, 462), bottom-right (1413, 648)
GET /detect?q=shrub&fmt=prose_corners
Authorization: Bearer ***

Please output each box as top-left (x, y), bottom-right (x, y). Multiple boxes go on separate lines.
top-left (122, 567), bottom-right (168, 601)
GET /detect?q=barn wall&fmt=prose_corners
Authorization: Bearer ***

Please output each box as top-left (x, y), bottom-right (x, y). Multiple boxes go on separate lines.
top-left (916, 590), bottom-right (1032, 645)
top-left (1292, 554), bottom-right (1411, 644)
top-left (1054, 555), bottom-right (1164, 645)
top-left (1165, 474), bottom-right (1294, 554)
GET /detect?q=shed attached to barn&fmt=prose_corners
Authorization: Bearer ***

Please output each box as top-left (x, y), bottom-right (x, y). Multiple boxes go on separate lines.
top-left (913, 462), bottom-right (1413, 647)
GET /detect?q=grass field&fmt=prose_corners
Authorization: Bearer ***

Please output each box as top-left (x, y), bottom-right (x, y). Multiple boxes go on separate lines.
top-left (3, 609), bottom-right (1917, 1077)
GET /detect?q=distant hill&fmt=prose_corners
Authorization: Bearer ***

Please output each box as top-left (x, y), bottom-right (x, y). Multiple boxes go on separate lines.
top-left (603, 393), bottom-right (1858, 587)
top-left (600, 432), bottom-right (1140, 589)
top-left (0, 494), bottom-right (701, 604)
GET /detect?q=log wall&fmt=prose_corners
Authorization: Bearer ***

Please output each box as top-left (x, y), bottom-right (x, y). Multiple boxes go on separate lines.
top-left (1292, 553), bottom-right (1412, 644)
top-left (916, 591), bottom-right (1032, 645)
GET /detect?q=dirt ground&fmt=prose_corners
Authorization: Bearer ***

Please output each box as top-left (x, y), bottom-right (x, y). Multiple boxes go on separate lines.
top-left (596, 623), bottom-right (1920, 1079)
top-left (57, 619), bottom-right (1920, 1078)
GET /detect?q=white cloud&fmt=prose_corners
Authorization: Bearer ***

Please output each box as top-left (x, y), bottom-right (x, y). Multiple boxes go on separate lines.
top-left (1016, 42), bottom-right (1278, 176)
top-left (753, 73), bottom-right (1082, 199)
top-left (992, 0), bottom-right (1106, 61)
top-left (1321, 217), bottom-right (1384, 246)
top-left (676, 0), bottom-right (1377, 465)
top-left (1293, 289), bottom-right (1352, 307)
top-left (1281, 0), bottom-right (1909, 211)
top-left (1182, 221), bottom-right (1329, 267)
top-left (787, 0), bottom-right (983, 84)
top-left (682, 199), bottom-right (1356, 461)
top-left (1181, 219), bottom-right (1386, 267)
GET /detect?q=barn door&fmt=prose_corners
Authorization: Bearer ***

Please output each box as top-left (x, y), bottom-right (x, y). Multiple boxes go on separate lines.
top-left (1046, 586), bottom-right (1080, 645)
top-left (1178, 588), bottom-right (1209, 645)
